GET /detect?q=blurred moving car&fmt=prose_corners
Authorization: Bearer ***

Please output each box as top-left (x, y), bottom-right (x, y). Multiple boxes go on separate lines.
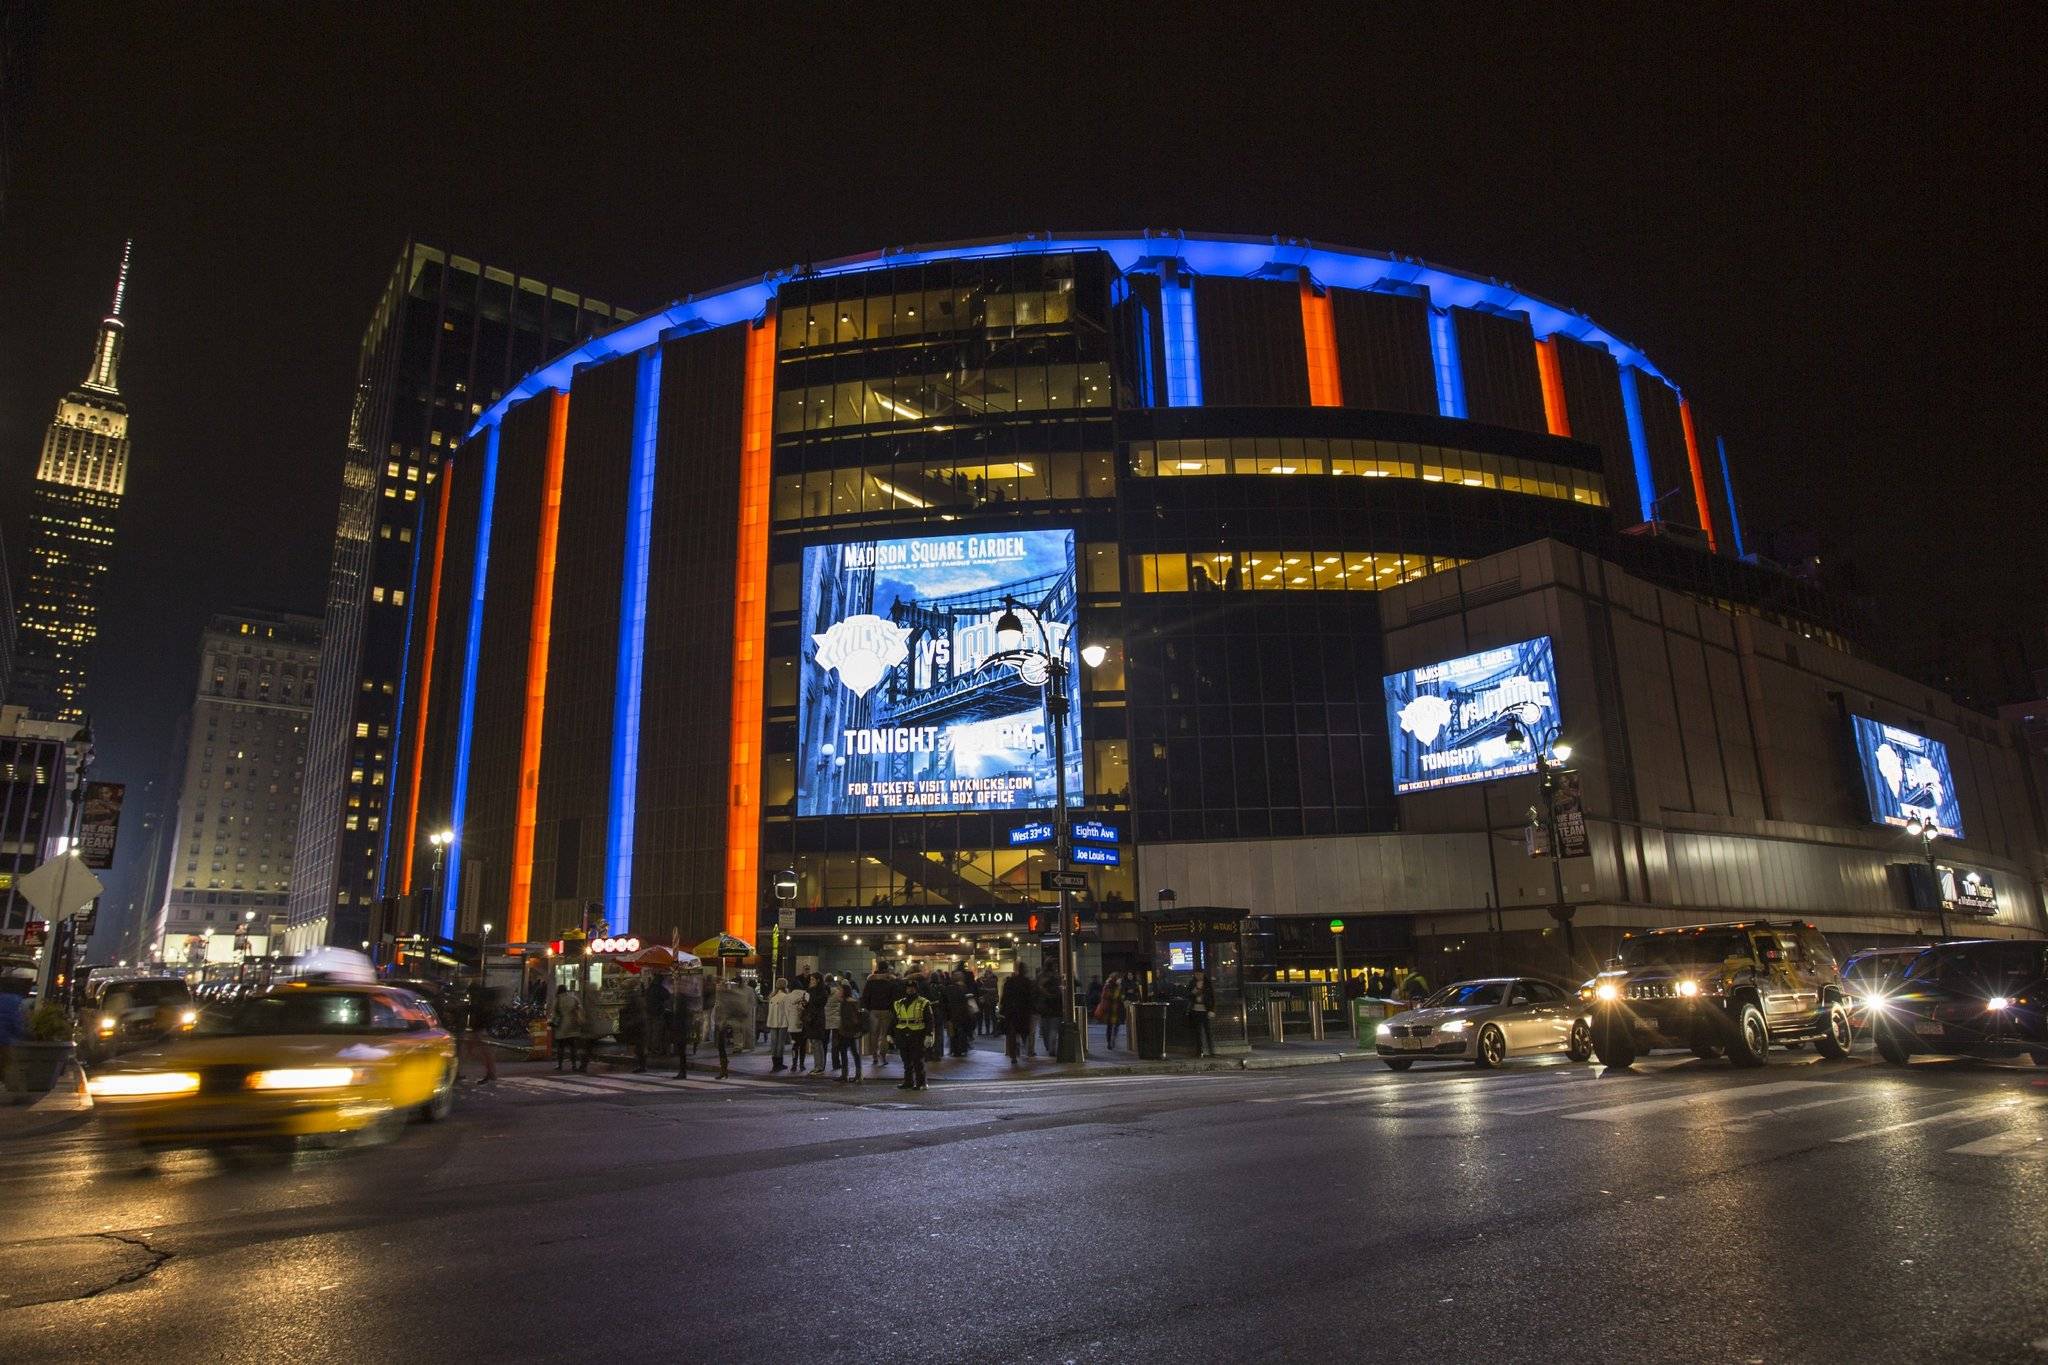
top-left (1375, 977), bottom-right (1593, 1070)
top-left (81, 972), bottom-right (196, 1062)
top-left (88, 981), bottom-right (457, 1149)
top-left (1841, 945), bottom-right (1932, 1032)
top-left (1589, 920), bottom-right (1852, 1068)
top-left (1869, 939), bottom-right (2048, 1067)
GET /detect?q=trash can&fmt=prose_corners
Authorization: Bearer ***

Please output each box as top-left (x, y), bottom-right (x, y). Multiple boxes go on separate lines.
top-left (1133, 1001), bottom-right (1171, 1060)
top-left (1350, 998), bottom-right (1394, 1048)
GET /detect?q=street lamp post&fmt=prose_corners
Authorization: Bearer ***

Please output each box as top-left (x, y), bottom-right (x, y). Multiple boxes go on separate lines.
top-left (1509, 728), bottom-right (1576, 972)
top-left (1905, 817), bottom-right (1949, 942)
top-left (991, 594), bottom-right (1098, 1063)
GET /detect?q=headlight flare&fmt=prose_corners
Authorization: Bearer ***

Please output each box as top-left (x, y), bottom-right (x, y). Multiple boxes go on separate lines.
top-left (1439, 1019), bottom-right (1470, 1034)
top-left (1987, 996), bottom-right (2011, 1012)
top-left (1594, 981), bottom-right (1619, 1002)
top-left (1676, 979), bottom-right (1701, 998)
top-left (247, 1067), bottom-right (361, 1091)
top-left (87, 1071), bottom-right (202, 1098)
top-left (1375, 1021), bottom-right (1393, 1035)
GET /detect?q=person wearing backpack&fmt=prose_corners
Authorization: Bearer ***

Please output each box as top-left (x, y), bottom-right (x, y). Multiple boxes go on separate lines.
top-left (830, 982), bottom-right (865, 1084)
top-left (802, 972), bottom-right (832, 1075)
top-left (859, 963), bottom-right (900, 1069)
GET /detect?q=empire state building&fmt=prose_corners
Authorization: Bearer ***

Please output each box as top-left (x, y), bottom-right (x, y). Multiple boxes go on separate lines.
top-left (11, 242), bottom-right (133, 721)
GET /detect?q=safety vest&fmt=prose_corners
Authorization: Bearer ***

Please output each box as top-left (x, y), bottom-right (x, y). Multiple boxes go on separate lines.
top-left (893, 995), bottom-right (932, 1033)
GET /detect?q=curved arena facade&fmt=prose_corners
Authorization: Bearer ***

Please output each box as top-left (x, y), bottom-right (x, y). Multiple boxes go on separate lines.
top-left (368, 231), bottom-right (2046, 979)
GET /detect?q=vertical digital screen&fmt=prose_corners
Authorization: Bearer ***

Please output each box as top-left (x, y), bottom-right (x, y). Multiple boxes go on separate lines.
top-left (1166, 942), bottom-right (1195, 972)
top-left (1383, 637), bottom-right (1559, 794)
top-left (1849, 715), bottom-right (1963, 838)
top-left (797, 529), bottom-right (1084, 815)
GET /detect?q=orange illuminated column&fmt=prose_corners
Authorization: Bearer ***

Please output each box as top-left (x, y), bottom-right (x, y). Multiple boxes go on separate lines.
top-left (508, 389), bottom-right (571, 942)
top-left (1299, 276), bottom-right (1343, 407)
top-left (725, 319), bottom-right (776, 940)
top-left (1533, 337), bottom-right (1571, 437)
top-left (398, 460), bottom-right (455, 895)
top-left (1678, 398), bottom-right (1718, 552)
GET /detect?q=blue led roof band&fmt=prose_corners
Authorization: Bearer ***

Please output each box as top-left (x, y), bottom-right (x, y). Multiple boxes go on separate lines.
top-left (1429, 308), bottom-right (1467, 420)
top-left (1160, 268), bottom-right (1202, 407)
top-left (1717, 434), bottom-right (1747, 558)
top-left (466, 231), bottom-right (1672, 440)
top-left (1619, 366), bottom-right (1657, 524)
top-left (606, 349), bottom-right (662, 934)
top-left (442, 422), bottom-right (501, 937)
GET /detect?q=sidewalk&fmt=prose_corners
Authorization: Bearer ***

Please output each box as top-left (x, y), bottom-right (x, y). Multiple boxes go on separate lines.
top-left (585, 1020), bottom-right (1378, 1085)
top-left (0, 1058), bottom-right (93, 1142)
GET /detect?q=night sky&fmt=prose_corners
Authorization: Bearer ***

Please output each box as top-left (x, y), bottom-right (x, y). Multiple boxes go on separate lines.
top-left (2, 4), bottom-right (2042, 845)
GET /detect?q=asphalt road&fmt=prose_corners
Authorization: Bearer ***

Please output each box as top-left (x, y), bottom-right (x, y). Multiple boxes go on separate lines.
top-left (3, 1047), bottom-right (2045, 1365)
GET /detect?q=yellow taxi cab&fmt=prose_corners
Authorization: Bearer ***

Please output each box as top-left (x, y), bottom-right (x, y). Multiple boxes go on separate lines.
top-left (87, 980), bottom-right (457, 1148)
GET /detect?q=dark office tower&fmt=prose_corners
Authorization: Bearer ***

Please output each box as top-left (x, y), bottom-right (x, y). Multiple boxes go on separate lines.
top-left (11, 242), bottom-right (132, 722)
top-left (285, 246), bottom-right (632, 952)
top-left (0, 521), bottom-right (16, 706)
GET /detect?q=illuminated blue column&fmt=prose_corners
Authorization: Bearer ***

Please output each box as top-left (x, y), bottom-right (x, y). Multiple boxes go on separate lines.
top-left (605, 348), bottom-right (662, 933)
top-left (1618, 366), bottom-right (1658, 523)
top-left (1428, 308), bottom-right (1467, 419)
top-left (442, 421), bottom-right (502, 937)
top-left (1160, 267), bottom-right (1203, 407)
top-left (1717, 435), bottom-right (1747, 557)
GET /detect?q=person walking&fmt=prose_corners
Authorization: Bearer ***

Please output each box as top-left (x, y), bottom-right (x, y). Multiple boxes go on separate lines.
top-left (766, 976), bottom-right (803, 1072)
top-left (1000, 961), bottom-right (1035, 1064)
top-left (1086, 976), bottom-right (1103, 1018)
top-left (859, 962), bottom-right (899, 1069)
top-left (831, 982), bottom-right (864, 1084)
top-left (551, 981), bottom-right (586, 1073)
top-left (891, 980), bottom-right (935, 1091)
top-left (1034, 965), bottom-right (1063, 1060)
top-left (1188, 969), bottom-right (1216, 1057)
top-left (1099, 971), bottom-right (1127, 1051)
top-left (618, 983), bottom-right (648, 1073)
top-left (645, 971), bottom-right (672, 1060)
top-left (0, 978), bottom-right (27, 1095)
top-left (803, 972), bottom-right (832, 1075)
top-left (458, 978), bottom-right (500, 1084)
top-left (940, 969), bottom-right (972, 1059)
top-left (673, 968), bottom-right (704, 1065)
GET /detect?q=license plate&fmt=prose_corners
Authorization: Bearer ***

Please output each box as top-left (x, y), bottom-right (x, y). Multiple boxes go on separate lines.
top-left (1914, 1021), bottom-right (1944, 1037)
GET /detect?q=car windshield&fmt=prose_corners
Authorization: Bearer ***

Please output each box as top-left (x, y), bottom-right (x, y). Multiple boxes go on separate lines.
top-left (1905, 944), bottom-right (2042, 993)
top-left (106, 981), bottom-right (190, 1008)
top-left (1423, 982), bottom-right (1506, 1009)
top-left (196, 991), bottom-right (398, 1036)
top-left (1619, 930), bottom-right (1751, 970)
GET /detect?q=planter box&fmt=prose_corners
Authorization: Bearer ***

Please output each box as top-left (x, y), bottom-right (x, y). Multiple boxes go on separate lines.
top-left (13, 1040), bottom-right (79, 1094)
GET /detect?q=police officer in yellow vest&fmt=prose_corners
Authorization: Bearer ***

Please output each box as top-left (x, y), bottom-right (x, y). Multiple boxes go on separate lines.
top-left (891, 979), bottom-right (935, 1091)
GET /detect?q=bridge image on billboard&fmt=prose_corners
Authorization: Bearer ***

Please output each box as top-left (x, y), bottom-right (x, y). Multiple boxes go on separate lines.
top-left (1383, 636), bottom-right (1559, 794)
top-left (1849, 715), bottom-right (1964, 839)
top-left (798, 529), bottom-right (1084, 816)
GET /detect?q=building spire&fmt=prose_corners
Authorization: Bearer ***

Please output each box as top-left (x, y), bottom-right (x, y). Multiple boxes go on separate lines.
top-left (83, 240), bottom-right (129, 394)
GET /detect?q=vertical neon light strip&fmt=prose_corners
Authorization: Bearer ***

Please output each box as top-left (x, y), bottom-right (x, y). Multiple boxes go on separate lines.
top-left (1299, 277), bottom-right (1342, 407)
top-left (607, 349), bottom-right (661, 935)
top-left (375, 488), bottom-right (428, 900)
top-left (1677, 398), bottom-right (1718, 552)
top-left (1717, 436), bottom-right (1747, 557)
top-left (1159, 267), bottom-right (1203, 407)
top-left (1533, 336), bottom-right (1571, 437)
top-left (1618, 366), bottom-right (1657, 523)
top-left (725, 320), bottom-right (776, 940)
top-left (443, 425), bottom-right (501, 937)
top-left (398, 459), bottom-right (454, 896)
top-left (1429, 308), bottom-right (1467, 419)
top-left (508, 389), bottom-right (570, 944)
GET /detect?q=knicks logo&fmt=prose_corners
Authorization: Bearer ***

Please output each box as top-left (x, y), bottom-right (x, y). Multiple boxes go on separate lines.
top-left (812, 615), bottom-right (911, 698)
top-left (1396, 694), bottom-right (1453, 746)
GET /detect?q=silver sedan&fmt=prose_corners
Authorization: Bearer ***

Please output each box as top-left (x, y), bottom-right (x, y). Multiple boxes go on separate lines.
top-left (1374, 977), bottom-right (1593, 1070)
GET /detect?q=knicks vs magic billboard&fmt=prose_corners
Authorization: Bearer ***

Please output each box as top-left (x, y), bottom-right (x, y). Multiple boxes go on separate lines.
top-left (1383, 636), bottom-right (1560, 794)
top-left (1849, 715), bottom-right (1964, 838)
top-left (797, 529), bottom-right (1084, 816)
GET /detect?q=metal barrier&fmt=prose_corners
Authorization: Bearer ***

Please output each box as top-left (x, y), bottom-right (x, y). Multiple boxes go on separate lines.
top-left (1266, 997), bottom-right (1286, 1043)
top-left (1307, 986), bottom-right (1328, 1041)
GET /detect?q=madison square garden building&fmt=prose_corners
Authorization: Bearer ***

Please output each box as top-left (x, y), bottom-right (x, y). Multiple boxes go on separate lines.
top-left (377, 232), bottom-right (2048, 984)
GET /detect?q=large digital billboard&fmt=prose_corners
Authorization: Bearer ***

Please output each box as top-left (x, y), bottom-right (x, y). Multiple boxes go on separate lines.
top-left (1383, 637), bottom-right (1560, 794)
top-left (798, 529), bottom-right (1084, 816)
top-left (1850, 715), bottom-right (1963, 838)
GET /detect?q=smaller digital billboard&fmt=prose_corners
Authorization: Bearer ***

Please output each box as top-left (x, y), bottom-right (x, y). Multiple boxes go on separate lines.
top-left (1383, 637), bottom-right (1560, 794)
top-left (1849, 715), bottom-right (1963, 838)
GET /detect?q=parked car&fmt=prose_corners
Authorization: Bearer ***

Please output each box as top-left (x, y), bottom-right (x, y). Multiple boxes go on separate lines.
top-left (1869, 939), bottom-right (2048, 1066)
top-left (1841, 945), bottom-right (1933, 1032)
top-left (1589, 919), bottom-right (1852, 1068)
top-left (1375, 977), bottom-right (1593, 1070)
top-left (80, 972), bottom-right (196, 1062)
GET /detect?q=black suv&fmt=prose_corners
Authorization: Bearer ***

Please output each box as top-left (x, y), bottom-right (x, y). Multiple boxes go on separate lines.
top-left (1870, 939), bottom-right (2048, 1067)
top-left (1589, 920), bottom-right (1852, 1068)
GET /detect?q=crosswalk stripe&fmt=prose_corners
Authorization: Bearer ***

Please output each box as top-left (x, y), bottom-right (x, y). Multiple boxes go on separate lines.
top-left (1947, 1127), bottom-right (2044, 1157)
top-left (1562, 1079), bottom-right (1830, 1123)
top-left (1831, 1098), bottom-right (2029, 1144)
top-left (1704, 1092), bottom-right (1868, 1128)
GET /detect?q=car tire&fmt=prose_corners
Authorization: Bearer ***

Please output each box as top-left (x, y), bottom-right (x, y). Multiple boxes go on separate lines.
top-left (1875, 1019), bottom-right (1913, 1066)
top-left (1383, 1058), bottom-right (1414, 1072)
top-left (1593, 1016), bottom-right (1635, 1069)
top-left (2030, 1049), bottom-right (2048, 1068)
top-left (1566, 1020), bottom-right (1593, 1063)
top-left (419, 1067), bottom-right (456, 1123)
top-left (1725, 1001), bottom-right (1770, 1067)
top-left (1475, 1025), bottom-right (1507, 1069)
top-left (1815, 1003), bottom-right (1853, 1060)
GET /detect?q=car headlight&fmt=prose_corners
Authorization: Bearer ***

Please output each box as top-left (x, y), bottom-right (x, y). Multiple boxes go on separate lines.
top-left (88, 1071), bottom-right (202, 1098)
top-left (97, 1014), bottom-right (118, 1034)
top-left (247, 1067), bottom-right (360, 1091)
top-left (1863, 994), bottom-right (1890, 1013)
top-left (1439, 1019), bottom-right (1470, 1034)
top-left (1987, 996), bottom-right (2011, 1012)
top-left (179, 1009), bottom-right (198, 1027)
top-left (1676, 979), bottom-right (1700, 998)
top-left (1594, 982), bottom-right (1619, 1002)
top-left (1375, 1021), bottom-right (1392, 1035)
